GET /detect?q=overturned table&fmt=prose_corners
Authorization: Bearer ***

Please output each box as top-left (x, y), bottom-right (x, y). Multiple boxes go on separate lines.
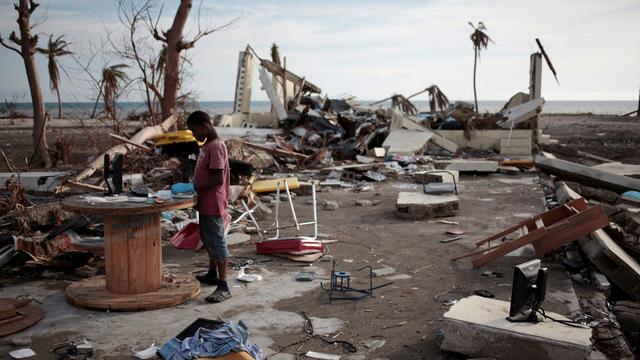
top-left (62, 195), bottom-right (200, 311)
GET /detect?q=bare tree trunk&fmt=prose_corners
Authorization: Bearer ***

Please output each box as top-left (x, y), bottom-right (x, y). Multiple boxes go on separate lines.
top-left (16, 0), bottom-right (51, 167)
top-left (91, 78), bottom-right (104, 118)
top-left (56, 86), bottom-right (62, 119)
top-left (160, 0), bottom-right (192, 130)
top-left (473, 48), bottom-right (478, 113)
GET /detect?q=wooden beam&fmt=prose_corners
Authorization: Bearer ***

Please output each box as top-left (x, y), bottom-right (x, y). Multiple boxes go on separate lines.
top-left (243, 142), bottom-right (309, 161)
top-left (532, 205), bottom-right (610, 256)
top-left (65, 180), bottom-right (106, 192)
top-left (472, 228), bottom-right (546, 268)
top-left (74, 115), bottom-right (176, 181)
top-left (109, 133), bottom-right (152, 152)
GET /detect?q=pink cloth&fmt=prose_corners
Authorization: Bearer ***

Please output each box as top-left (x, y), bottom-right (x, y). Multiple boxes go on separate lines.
top-left (193, 138), bottom-right (230, 216)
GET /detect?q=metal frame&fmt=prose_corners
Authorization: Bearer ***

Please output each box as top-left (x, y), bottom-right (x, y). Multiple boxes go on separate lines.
top-left (245, 179), bottom-right (318, 241)
top-left (421, 170), bottom-right (458, 195)
top-left (320, 260), bottom-right (393, 302)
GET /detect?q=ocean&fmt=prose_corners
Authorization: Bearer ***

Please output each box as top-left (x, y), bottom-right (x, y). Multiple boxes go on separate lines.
top-left (4, 100), bottom-right (639, 119)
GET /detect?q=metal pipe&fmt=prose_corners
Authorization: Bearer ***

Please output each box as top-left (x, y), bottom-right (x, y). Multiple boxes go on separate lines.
top-left (284, 180), bottom-right (300, 230)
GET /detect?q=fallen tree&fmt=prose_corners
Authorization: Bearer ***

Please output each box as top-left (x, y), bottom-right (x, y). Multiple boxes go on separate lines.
top-left (73, 115), bottom-right (176, 182)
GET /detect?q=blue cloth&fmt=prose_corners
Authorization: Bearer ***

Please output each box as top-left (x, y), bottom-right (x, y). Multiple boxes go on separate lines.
top-left (171, 183), bottom-right (195, 194)
top-left (159, 321), bottom-right (263, 360)
top-left (622, 191), bottom-right (640, 201)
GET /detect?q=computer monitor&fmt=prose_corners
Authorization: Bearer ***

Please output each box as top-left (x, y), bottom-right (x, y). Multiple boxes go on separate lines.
top-left (507, 259), bottom-right (548, 323)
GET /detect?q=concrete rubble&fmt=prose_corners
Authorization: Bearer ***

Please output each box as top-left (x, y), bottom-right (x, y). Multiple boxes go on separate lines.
top-left (440, 295), bottom-right (592, 360)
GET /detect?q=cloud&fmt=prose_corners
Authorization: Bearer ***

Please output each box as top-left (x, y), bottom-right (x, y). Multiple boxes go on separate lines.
top-left (0, 0), bottom-right (638, 103)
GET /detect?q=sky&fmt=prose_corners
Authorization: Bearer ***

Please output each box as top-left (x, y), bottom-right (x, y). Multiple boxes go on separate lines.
top-left (0, 0), bottom-right (639, 103)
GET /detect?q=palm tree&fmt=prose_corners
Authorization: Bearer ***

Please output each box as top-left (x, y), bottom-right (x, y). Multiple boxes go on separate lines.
top-left (469, 21), bottom-right (492, 113)
top-left (426, 85), bottom-right (450, 112)
top-left (391, 94), bottom-right (418, 115)
top-left (101, 64), bottom-right (129, 120)
top-left (37, 35), bottom-right (73, 119)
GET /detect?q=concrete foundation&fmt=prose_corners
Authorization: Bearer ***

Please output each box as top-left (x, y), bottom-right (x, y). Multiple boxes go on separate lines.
top-left (440, 296), bottom-right (592, 360)
top-left (396, 192), bottom-right (459, 219)
top-left (439, 159), bottom-right (499, 173)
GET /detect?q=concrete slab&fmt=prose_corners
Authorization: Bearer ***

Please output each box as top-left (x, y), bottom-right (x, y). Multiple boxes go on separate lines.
top-left (382, 129), bottom-right (433, 156)
top-left (0, 267), bottom-right (334, 357)
top-left (396, 192), bottom-right (459, 219)
top-left (0, 171), bottom-right (68, 193)
top-left (434, 130), bottom-right (531, 151)
top-left (440, 295), bottom-right (591, 360)
top-left (430, 131), bottom-right (459, 153)
top-left (498, 98), bottom-right (545, 129)
top-left (441, 160), bottom-right (499, 173)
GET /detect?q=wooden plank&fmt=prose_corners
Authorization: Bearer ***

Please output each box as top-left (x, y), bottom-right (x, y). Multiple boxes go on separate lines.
top-left (147, 215), bottom-right (162, 292)
top-left (106, 216), bottom-right (130, 293)
top-left (127, 216), bottom-right (147, 293)
top-left (109, 133), bottom-right (152, 151)
top-left (74, 115), bottom-right (176, 181)
top-left (0, 299), bottom-right (44, 337)
top-left (472, 228), bottom-right (546, 268)
top-left (475, 219), bottom-right (535, 246)
top-left (452, 243), bottom-right (505, 261)
top-left (65, 180), bottom-right (106, 192)
top-left (535, 155), bottom-right (640, 193)
top-left (243, 142), bottom-right (309, 161)
top-left (533, 205), bottom-right (610, 256)
top-left (475, 198), bottom-right (586, 246)
top-left (61, 195), bottom-right (196, 216)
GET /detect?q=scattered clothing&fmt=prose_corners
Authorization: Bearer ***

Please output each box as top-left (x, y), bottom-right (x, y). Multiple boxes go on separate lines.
top-left (159, 321), bottom-right (262, 360)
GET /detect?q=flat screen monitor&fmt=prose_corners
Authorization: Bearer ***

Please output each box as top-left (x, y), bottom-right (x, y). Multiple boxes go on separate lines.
top-left (507, 259), bottom-right (548, 323)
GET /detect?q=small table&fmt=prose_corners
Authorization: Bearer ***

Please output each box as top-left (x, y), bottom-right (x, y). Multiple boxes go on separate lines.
top-left (62, 195), bottom-right (201, 311)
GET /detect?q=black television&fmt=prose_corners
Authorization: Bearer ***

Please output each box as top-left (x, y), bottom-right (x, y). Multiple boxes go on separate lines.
top-left (507, 259), bottom-right (548, 323)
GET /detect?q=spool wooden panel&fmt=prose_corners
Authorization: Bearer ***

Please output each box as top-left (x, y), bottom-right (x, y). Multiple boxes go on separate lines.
top-left (65, 276), bottom-right (200, 311)
top-left (0, 298), bottom-right (44, 337)
top-left (105, 214), bottom-right (162, 294)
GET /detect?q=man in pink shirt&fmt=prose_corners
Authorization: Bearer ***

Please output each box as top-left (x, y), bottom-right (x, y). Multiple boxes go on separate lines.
top-left (187, 111), bottom-right (232, 303)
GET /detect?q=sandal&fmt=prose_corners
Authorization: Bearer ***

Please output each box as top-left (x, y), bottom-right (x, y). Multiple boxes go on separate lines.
top-left (205, 288), bottom-right (232, 303)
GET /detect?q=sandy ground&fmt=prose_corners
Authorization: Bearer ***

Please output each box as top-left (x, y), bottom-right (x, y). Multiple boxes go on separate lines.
top-left (539, 114), bottom-right (640, 164)
top-left (0, 173), bottom-right (584, 359)
top-left (0, 116), bottom-right (604, 358)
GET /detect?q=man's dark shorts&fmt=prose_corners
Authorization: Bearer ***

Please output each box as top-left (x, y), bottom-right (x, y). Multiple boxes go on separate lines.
top-left (199, 215), bottom-right (229, 260)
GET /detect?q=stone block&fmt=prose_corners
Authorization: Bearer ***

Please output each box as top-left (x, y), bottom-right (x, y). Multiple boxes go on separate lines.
top-left (440, 296), bottom-right (591, 360)
top-left (396, 192), bottom-right (459, 219)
